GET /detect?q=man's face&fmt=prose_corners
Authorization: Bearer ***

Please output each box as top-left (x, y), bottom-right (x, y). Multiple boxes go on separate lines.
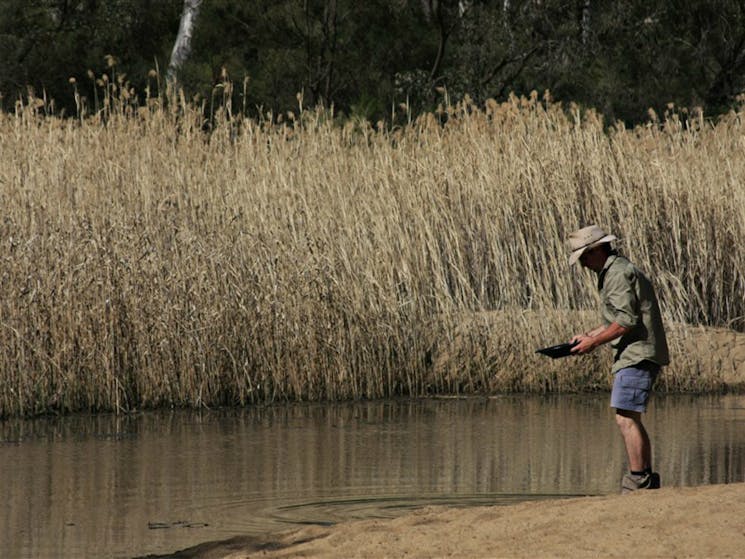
top-left (579, 245), bottom-right (606, 272)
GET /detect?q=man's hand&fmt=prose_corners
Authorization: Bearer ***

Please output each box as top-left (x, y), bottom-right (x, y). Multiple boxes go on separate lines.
top-left (570, 334), bottom-right (598, 354)
top-left (571, 323), bottom-right (629, 355)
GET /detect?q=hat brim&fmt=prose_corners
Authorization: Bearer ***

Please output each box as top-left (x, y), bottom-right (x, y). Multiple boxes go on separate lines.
top-left (569, 234), bottom-right (617, 265)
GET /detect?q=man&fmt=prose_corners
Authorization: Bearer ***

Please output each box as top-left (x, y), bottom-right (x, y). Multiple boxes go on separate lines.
top-left (568, 225), bottom-right (670, 494)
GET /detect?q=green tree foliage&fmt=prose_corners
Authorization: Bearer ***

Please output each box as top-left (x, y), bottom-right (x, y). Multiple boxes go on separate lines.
top-left (1, 0), bottom-right (744, 123)
top-left (0, 0), bottom-right (181, 112)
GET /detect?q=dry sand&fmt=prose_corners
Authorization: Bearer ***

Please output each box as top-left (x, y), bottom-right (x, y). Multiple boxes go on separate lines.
top-left (163, 483), bottom-right (745, 558)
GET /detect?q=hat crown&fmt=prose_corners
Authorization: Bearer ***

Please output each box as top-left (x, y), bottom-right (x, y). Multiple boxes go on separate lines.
top-left (569, 225), bottom-right (610, 251)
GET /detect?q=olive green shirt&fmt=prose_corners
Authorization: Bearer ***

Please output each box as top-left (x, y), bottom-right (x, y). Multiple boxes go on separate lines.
top-left (598, 254), bottom-right (670, 373)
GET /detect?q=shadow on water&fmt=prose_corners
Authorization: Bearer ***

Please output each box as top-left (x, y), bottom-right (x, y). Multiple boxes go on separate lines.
top-left (2, 394), bottom-right (745, 558)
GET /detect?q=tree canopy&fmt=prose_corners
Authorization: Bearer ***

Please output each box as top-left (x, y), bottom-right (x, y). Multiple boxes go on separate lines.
top-left (1, 0), bottom-right (744, 124)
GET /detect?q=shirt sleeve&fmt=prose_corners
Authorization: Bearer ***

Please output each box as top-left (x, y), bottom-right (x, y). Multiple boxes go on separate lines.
top-left (602, 265), bottom-right (638, 329)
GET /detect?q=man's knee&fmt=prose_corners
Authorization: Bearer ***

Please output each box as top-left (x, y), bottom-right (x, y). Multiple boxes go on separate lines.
top-left (615, 408), bottom-right (642, 429)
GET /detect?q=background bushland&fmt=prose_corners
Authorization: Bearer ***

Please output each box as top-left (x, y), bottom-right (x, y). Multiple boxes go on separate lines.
top-left (2, 0), bottom-right (745, 125)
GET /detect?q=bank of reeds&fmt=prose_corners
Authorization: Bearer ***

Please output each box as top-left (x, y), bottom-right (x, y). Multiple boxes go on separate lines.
top-left (1, 90), bottom-right (744, 417)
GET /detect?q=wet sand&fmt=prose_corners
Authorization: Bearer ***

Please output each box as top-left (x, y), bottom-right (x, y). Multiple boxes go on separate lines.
top-left (159, 482), bottom-right (745, 558)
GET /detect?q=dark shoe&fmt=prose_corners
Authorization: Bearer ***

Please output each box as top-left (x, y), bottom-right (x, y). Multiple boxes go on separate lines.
top-left (621, 472), bottom-right (660, 494)
top-left (649, 472), bottom-right (661, 489)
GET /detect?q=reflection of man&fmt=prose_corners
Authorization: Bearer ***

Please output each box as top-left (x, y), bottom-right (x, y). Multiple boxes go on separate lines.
top-left (568, 225), bottom-right (670, 494)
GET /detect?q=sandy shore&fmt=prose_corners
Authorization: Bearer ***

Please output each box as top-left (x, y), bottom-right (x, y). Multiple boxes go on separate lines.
top-left (160, 482), bottom-right (745, 558)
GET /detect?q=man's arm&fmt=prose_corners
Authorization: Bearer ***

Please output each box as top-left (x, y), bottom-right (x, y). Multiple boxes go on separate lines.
top-left (571, 322), bottom-right (629, 354)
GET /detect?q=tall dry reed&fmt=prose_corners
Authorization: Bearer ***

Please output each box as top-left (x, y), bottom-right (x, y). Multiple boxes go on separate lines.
top-left (0, 90), bottom-right (743, 417)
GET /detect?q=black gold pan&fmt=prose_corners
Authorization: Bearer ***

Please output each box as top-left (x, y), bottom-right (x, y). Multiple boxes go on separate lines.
top-left (535, 340), bottom-right (579, 359)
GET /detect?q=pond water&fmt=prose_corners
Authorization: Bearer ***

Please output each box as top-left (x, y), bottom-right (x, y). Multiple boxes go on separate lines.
top-left (2, 394), bottom-right (745, 558)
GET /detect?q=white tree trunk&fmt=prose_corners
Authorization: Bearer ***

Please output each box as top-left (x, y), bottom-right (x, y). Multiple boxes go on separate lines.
top-left (167, 0), bottom-right (203, 85)
top-left (581, 0), bottom-right (591, 45)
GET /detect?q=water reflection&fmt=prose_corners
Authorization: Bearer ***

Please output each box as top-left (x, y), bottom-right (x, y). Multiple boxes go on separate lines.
top-left (1, 394), bottom-right (744, 558)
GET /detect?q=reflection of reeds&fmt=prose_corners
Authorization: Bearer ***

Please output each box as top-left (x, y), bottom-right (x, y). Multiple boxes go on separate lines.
top-left (1, 92), bottom-right (743, 416)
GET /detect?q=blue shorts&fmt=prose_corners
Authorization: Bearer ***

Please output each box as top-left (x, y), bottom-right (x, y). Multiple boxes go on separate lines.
top-left (610, 362), bottom-right (659, 413)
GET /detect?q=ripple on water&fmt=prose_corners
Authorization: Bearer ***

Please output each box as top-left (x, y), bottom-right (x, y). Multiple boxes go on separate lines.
top-left (270, 493), bottom-right (588, 527)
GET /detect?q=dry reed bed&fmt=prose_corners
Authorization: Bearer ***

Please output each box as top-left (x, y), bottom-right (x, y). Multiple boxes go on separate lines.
top-left (0, 95), bottom-right (743, 417)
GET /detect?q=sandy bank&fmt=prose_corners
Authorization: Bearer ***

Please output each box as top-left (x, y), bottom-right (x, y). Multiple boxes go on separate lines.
top-left (159, 482), bottom-right (745, 558)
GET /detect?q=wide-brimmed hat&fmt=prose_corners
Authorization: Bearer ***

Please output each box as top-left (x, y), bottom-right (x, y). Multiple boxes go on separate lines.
top-left (568, 225), bottom-right (617, 265)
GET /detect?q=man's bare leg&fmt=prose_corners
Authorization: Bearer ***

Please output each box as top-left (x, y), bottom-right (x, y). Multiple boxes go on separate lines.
top-left (614, 409), bottom-right (651, 472)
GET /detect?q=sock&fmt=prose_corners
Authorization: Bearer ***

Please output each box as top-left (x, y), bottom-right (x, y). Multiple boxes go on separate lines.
top-left (631, 467), bottom-right (652, 476)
